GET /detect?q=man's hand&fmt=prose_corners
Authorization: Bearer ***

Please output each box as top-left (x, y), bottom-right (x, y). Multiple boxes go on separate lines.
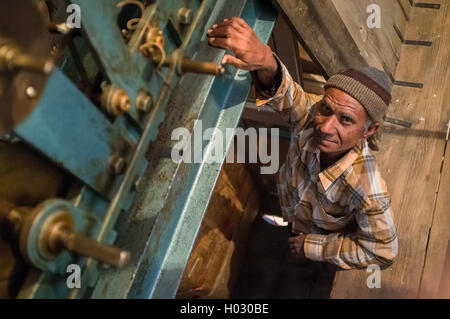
top-left (288, 233), bottom-right (306, 259)
top-left (207, 17), bottom-right (278, 88)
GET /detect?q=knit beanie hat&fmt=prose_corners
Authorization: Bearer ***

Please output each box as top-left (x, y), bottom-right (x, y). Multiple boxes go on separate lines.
top-left (324, 67), bottom-right (392, 123)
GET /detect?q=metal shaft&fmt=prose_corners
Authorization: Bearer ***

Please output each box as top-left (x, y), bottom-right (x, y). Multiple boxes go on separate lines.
top-left (53, 224), bottom-right (131, 269)
top-left (179, 55), bottom-right (225, 76)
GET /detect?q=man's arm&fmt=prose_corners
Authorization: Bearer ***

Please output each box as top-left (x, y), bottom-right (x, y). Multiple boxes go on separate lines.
top-left (207, 17), bottom-right (321, 129)
top-left (303, 198), bottom-right (398, 269)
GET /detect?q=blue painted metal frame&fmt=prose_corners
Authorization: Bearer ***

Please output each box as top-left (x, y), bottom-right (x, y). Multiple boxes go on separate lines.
top-left (15, 70), bottom-right (137, 199)
top-left (90, 0), bottom-right (277, 298)
top-left (12, 0), bottom-right (275, 298)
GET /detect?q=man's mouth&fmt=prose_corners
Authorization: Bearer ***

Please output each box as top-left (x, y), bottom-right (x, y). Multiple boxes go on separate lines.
top-left (314, 130), bottom-right (336, 145)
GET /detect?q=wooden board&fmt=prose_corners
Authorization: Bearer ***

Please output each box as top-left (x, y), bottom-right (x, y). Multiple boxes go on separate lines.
top-left (398, 0), bottom-right (413, 21)
top-left (331, 0), bottom-right (450, 298)
top-left (274, 0), bottom-right (368, 77)
top-left (274, 0), bottom-right (407, 78)
top-left (331, 0), bottom-right (405, 78)
top-left (419, 72), bottom-right (450, 297)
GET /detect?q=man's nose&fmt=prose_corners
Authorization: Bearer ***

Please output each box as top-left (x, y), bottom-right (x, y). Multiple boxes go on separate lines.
top-left (319, 115), bottom-right (337, 136)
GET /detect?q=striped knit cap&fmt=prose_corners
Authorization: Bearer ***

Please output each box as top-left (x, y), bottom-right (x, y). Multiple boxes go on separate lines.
top-left (324, 67), bottom-right (392, 123)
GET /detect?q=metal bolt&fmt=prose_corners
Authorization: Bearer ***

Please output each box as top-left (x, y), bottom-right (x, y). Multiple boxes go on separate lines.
top-left (109, 155), bottom-right (127, 175)
top-left (136, 90), bottom-right (153, 112)
top-left (178, 8), bottom-right (193, 25)
top-left (134, 177), bottom-right (145, 193)
top-left (26, 86), bottom-right (37, 99)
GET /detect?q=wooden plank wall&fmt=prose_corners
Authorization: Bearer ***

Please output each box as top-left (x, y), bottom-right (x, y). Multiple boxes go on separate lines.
top-left (274, 0), bottom-right (368, 77)
top-left (331, 0), bottom-right (406, 79)
top-left (274, 0), bottom-right (408, 78)
top-left (331, 0), bottom-right (450, 298)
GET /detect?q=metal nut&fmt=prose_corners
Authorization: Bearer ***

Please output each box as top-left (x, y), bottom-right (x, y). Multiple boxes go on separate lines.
top-left (109, 155), bottom-right (127, 175)
top-left (178, 8), bottom-right (193, 25)
top-left (134, 177), bottom-right (145, 192)
top-left (136, 90), bottom-right (153, 112)
top-left (100, 83), bottom-right (130, 116)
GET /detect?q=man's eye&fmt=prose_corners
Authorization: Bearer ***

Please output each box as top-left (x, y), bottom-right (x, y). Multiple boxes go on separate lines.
top-left (342, 116), bottom-right (353, 123)
top-left (322, 103), bottom-right (331, 111)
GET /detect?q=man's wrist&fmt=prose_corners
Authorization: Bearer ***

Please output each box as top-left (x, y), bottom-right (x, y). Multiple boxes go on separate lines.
top-left (255, 48), bottom-right (280, 91)
top-left (260, 45), bottom-right (278, 73)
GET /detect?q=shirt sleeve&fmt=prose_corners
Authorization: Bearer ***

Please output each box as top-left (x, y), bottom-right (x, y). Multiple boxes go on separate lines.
top-left (252, 54), bottom-right (322, 130)
top-left (303, 198), bottom-right (398, 269)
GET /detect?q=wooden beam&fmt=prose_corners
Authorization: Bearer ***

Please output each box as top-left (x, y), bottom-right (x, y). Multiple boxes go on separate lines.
top-left (273, 0), bottom-right (368, 77)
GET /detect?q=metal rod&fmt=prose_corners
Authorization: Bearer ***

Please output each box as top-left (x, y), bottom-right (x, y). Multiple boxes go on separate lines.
top-left (55, 225), bottom-right (131, 269)
top-left (179, 55), bottom-right (225, 76)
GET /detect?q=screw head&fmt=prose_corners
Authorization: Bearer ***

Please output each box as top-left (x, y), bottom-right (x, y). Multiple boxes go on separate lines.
top-left (134, 177), bottom-right (145, 192)
top-left (178, 8), bottom-right (193, 25)
top-left (26, 86), bottom-right (37, 99)
top-left (109, 155), bottom-right (127, 175)
top-left (136, 90), bottom-right (153, 112)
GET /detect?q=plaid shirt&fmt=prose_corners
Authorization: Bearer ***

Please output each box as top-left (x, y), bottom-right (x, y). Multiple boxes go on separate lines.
top-left (254, 58), bottom-right (398, 269)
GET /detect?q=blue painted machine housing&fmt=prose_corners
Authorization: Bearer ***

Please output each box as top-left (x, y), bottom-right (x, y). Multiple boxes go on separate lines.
top-left (12, 0), bottom-right (276, 298)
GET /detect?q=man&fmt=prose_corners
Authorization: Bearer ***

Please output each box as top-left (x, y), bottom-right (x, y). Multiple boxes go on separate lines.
top-left (208, 18), bottom-right (398, 269)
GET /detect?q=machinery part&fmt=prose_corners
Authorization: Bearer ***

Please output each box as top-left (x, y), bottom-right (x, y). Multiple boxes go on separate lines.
top-left (178, 8), bottom-right (193, 25)
top-left (140, 26), bottom-right (166, 67)
top-left (109, 155), bottom-right (127, 175)
top-left (100, 82), bottom-right (131, 116)
top-left (0, 0), bottom-right (53, 135)
top-left (117, 0), bottom-right (145, 31)
top-left (150, 48), bottom-right (225, 76)
top-left (3, 0), bottom-right (275, 299)
top-left (133, 177), bottom-right (145, 193)
top-left (168, 49), bottom-right (225, 76)
top-left (17, 199), bottom-right (130, 273)
top-left (0, 42), bottom-right (54, 74)
top-left (25, 86), bottom-right (38, 99)
top-left (136, 89), bottom-right (153, 112)
top-left (140, 26), bottom-right (224, 76)
top-left (39, 211), bottom-right (130, 268)
top-left (178, 55), bottom-right (225, 76)
top-left (0, 142), bottom-right (71, 298)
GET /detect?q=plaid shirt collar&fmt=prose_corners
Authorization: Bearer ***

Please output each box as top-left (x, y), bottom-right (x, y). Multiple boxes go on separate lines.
top-left (301, 130), bottom-right (364, 192)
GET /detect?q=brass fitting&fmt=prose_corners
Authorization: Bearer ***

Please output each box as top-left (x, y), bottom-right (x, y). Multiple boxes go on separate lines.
top-left (136, 89), bottom-right (153, 112)
top-left (100, 82), bottom-right (131, 116)
top-left (177, 8), bottom-right (193, 25)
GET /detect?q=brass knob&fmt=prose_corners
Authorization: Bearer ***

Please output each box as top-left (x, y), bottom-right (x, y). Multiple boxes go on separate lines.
top-left (162, 50), bottom-right (225, 76)
top-left (100, 82), bottom-right (131, 116)
top-left (178, 55), bottom-right (225, 76)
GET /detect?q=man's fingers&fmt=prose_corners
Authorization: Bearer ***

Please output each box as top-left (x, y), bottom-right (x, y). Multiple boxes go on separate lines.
top-left (211, 17), bottom-right (247, 33)
top-left (224, 17), bottom-right (249, 30)
top-left (207, 25), bottom-right (234, 38)
top-left (208, 37), bottom-right (232, 51)
top-left (221, 54), bottom-right (248, 70)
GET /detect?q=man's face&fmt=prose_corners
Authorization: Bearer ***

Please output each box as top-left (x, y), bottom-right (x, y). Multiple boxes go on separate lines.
top-left (314, 88), bottom-right (373, 158)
